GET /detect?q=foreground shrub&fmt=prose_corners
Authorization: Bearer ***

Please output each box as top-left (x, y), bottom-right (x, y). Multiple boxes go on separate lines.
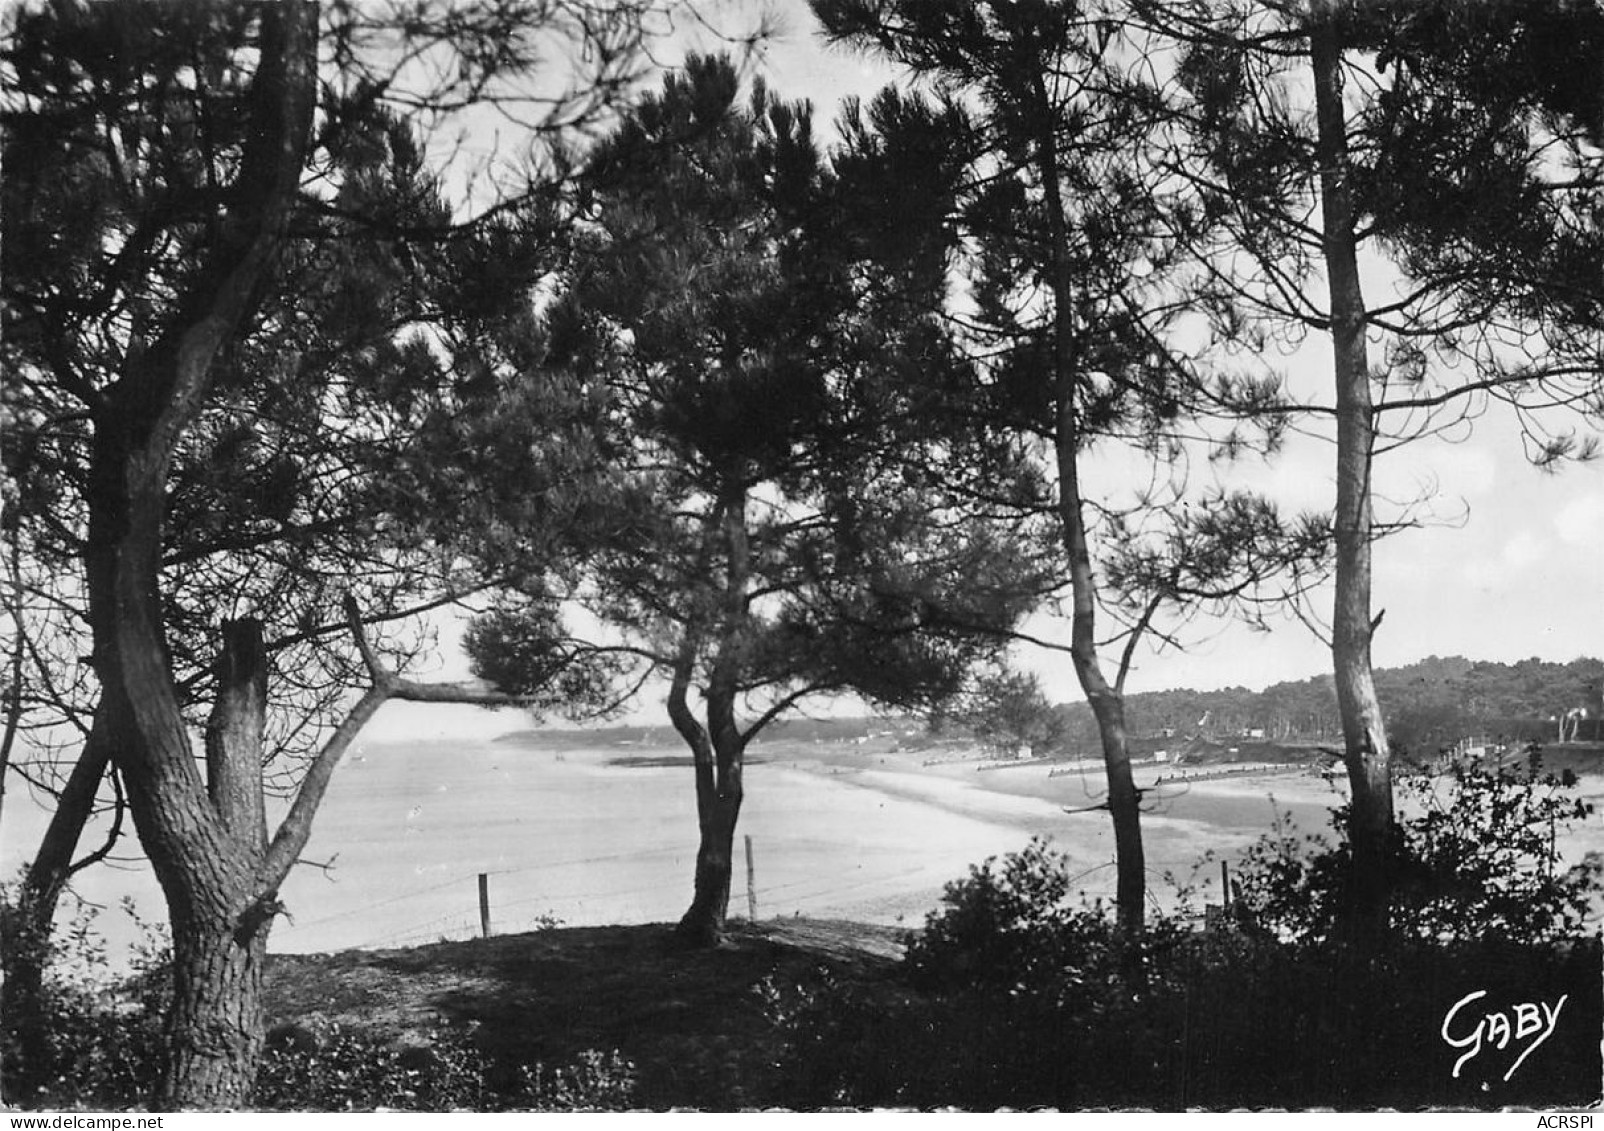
top-left (780, 925), bottom-right (1601, 1109)
top-left (252, 1022), bottom-right (636, 1112)
top-left (515, 1048), bottom-right (638, 1112)
top-left (773, 823), bottom-right (1603, 1110)
top-left (904, 836), bottom-right (1192, 1000)
top-left (1234, 746), bottom-right (1603, 944)
top-left (252, 1021), bottom-right (493, 1111)
top-left (1, 891), bottom-right (635, 1112)
top-left (0, 893), bottom-right (168, 1109)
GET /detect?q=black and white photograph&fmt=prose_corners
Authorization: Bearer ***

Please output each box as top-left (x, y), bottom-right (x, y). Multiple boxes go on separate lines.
top-left (2, 0), bottom-right (1602, 1114)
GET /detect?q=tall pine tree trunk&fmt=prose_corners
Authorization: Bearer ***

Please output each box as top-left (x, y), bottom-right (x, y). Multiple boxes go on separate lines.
top-left (1031, 69), bottom-right (1146, 933)
top-left (1310, 9), bottom-right (1394, 940)
top-left (1056, 403), bottom-right (1146, 934)
top-left (93, 615), bottom-right (279, 1109)
top-left (676, 745), bottom-right (743, 946)
top-left (1082, 680), bottom-right (1144, 931)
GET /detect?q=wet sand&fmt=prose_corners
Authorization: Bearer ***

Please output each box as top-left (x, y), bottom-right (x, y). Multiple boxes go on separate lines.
top-left (270, 735), bottom-right (1353, 952)
top-left (6, 724), bottom-right (1600, 959)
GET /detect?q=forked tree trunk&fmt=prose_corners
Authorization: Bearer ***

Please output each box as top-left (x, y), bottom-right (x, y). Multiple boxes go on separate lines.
top-left (154, 618), bottom-right (274, 1107)
top-left (677, 749), bottom-right (743, 947)
top-left (670, 487), bottom-right (750, 948)
top-left (1059, 478), bottom-right (1146, 933)
top-left (1310, 10), bottom-right (1394, 941)
top-left (669, 680), bottom-right (746, 946)
top-left (127, 617), bottom-right (275, 1108)
top-left (75, 2), bottom-right (318, 1107)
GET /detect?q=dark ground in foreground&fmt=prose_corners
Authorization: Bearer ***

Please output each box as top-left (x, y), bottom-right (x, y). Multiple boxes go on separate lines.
top-left (263, 918), bottom-right (904, 1110)
top-left (262, 913), bottom-right (1604, 1112)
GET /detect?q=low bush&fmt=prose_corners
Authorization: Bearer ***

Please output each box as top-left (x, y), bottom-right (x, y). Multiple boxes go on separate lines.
top-left (515, 1048), bottom-right (638, 1112)
top-left (252, 1021), bottom-right (494, 1111)
top-left (1234, 746), bottom-right (1603, 944)
top-left (779, 915), bottom-right (1601, 1109)
top-left (903, 836), bottom-right (1193, 1001)
top-left (773, 759), bottom-right (1604, 1111)
top-left (1, 890), bottom-right (635, 1112)
top-left (252, 1020), bottom-right (636, 1112)
top-left (0, 893), bottom-right (168, 1109)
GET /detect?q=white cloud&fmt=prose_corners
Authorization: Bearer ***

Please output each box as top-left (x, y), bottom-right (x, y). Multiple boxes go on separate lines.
top-left (1554, 492), bottom-right (1604, 548)
top-left (1501, 528), bottom-right (1546, 568)
top-left (1463, 528), bottom-right (1546, 589)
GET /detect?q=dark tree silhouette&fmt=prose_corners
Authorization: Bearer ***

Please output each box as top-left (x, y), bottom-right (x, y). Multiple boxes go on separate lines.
top-left (465, 55), bottom-right (1058, 946)
top-left (1135, 0), bottom-right (1604, 936)
top-left (814, 0), bottom-right (1329, 932)
top-left (1, 0), bottom-right (675, 1105)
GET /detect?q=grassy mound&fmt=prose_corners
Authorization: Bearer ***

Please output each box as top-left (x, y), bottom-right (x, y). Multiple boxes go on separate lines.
top-left (263, 918), bottom-right (902, 1110)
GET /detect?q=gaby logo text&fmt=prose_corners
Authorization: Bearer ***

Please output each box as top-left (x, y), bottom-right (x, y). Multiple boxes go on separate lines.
top-left (1440, 989), bottom-right (1568, 1082)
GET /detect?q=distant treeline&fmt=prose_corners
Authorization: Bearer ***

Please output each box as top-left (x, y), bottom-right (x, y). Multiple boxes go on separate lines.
top-left (530, 655), bottom-right (1603, 756)
top-left (1045, 655), bottom-right (1604, 755)
top-left (527, 715), bottom-right (899, 748)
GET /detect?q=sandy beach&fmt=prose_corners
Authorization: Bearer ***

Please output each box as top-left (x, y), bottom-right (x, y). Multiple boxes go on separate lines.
top-left (6, 715), bottom-right (1601, 960)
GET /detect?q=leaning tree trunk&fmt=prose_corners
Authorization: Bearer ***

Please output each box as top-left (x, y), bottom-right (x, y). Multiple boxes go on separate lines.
top-left (1081, 680), bottom-right (1145, 932)
top-left (2, 713), bottom-right (115, 1102)
top-left (1311, 11), bottom-right (1394, 941)
top-left (1057, 420), bottom-right (1146, 934)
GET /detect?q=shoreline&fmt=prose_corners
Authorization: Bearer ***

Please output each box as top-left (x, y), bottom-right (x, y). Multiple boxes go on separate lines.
top-left (7, 728), bottom-right (1600, 962)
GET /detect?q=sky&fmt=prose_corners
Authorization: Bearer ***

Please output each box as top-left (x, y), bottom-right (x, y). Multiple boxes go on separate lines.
top-left (376, 391), bottom-right (1601, 743)
top-left (11, 1), bottom-right (1593, 754)
top-left (2, 0), bottom-right (1600, 957)
top-left (373, 0), bottom-right (1603, 736)
top-left (744, 2), bottom-right (1604, 705)
top-left (369, 0), bottom-right (1604, 740)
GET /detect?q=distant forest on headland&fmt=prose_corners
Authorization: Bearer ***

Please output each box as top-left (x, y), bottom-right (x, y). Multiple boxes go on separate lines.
top-left (1055, 654), bottom-right (1604, 753)
top-left (532, 655), bottom-right (1604, 756)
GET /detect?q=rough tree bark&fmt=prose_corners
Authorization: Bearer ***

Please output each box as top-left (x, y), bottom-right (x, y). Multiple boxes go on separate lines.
top-left (163, 618), bottom-right (273, 1105)
top-left (78, 0), bottom-right (319, 1106)
top-left (1310, 8), bottom-right (1394, 940)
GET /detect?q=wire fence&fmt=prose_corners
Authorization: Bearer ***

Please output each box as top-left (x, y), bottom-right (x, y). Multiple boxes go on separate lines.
top-left (266, 748), bottom-right (1287, 954)
top-left (273, 837), bottom-right (1161, 953)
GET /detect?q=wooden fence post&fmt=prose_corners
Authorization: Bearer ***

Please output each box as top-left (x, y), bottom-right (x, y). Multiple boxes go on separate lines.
top-left (478, 872), bottom-right (492, 938)
top-left (745, 835), bottom-right (757, 921)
